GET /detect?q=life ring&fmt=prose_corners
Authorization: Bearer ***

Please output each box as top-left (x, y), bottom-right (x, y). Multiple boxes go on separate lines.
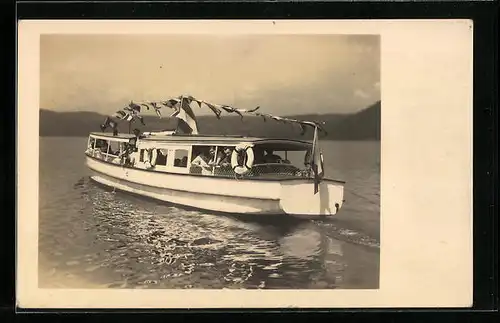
top-left (231, 143), bottom-right (254, 175)
top-left (143, 149), bottom-right (157, 168)
top-left (144, 149), bottom-right (152, 168)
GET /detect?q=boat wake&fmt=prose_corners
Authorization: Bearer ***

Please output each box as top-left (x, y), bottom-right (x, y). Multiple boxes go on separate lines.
top-left (49, 177), bottom-right (379, 289)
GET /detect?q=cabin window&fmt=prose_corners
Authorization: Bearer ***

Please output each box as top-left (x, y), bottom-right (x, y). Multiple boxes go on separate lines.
top-left (249, 144), bottom-right (312, 178)
top-left (253, 147), bottom-right (306, 166)
top-left (190, 146), bottom-right (213, 174)
top-left (173, 149), bottom-right (189, 168)
top-left (108, 141), bottom-right (121, 156)
top-left (285, 150), bottom-right (309, 167)
top-left (95, 139), bottom-right (109, 154)
top-left (189, 145), bottom-right (234, 176)
top-left (155, 149), bottom-right (168, 166)
top-left (139, 149), bottom-right (145, 162)
top-left (191, 146), bottom-right (213, 162)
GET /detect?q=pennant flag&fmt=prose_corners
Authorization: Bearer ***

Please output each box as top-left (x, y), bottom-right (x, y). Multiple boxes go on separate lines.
top-left (124, 113), bottom-right (134, 122)
top-left (248, 106), bottom-right (260, 113)
top-left (184, 95), bottom-right (195, 104)
top-left (145, 102), bottom-right (161, 118)
top-left (202, 101), bottom-right (222, 119)
top-left (220, 105), bottom-right (243, 119)
top-left (311, 125), bottom-right (324, 194)
top-left (193, 99), bottom-right (203, 109)
top-left (113, 110), bottom-right (127, 120)
top-left (255, 112), bottom-right (267, 122)
top-left (123, 106), bottom-right (135, 115)
top-left (128, 101), bottom-right (141, 113)
top-left (161, 99), bottom-right (179, 109)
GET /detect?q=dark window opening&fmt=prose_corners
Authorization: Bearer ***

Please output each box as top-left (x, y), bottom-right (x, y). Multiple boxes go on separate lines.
top-left (174, 149), bottom-right (189, 168)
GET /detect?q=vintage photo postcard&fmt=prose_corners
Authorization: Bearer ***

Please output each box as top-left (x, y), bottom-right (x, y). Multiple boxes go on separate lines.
top-left (17, 19), bottom-right (472, 309)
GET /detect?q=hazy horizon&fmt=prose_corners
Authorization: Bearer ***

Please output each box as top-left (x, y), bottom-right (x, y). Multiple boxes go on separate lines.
top-left (41, 34), bottom-right (380, 116)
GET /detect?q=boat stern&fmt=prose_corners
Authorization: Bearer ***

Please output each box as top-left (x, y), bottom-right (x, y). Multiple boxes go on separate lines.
top-left (279, 179), bottom-right (345, 217)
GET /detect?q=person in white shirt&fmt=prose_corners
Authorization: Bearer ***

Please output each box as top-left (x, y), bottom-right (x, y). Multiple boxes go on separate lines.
top-left (191, 147), bottom-right (215, 175)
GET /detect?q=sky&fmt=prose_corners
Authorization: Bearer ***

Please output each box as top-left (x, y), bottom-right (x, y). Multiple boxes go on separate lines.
top-left (40, 34), bottom-right (380, 116)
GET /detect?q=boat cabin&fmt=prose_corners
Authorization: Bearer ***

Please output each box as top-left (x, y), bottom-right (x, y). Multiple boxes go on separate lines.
top-left (86, 132), bottom-right (315, 179)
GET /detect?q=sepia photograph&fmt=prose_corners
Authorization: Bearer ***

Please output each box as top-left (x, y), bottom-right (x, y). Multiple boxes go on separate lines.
top-left (17, 20), bottom-right (472, 308)
top-left (38, 33), bottom-right (381, 290)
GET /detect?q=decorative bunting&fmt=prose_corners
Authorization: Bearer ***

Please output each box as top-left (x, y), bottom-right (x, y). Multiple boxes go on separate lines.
top-left (113, 110), bottom-right (127, 119)
top-left (100, 95), bottom-right (327, 138)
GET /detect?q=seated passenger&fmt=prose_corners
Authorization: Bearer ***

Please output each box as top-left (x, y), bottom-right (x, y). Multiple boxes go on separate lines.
top-left (99, 143), bottom-right (109, 154)
top-left (219, 147), bottom-right (232, 167)
top-left (253, 148), bottom-right (265, 164)
top-left (263, 149), bottom-right (282, 163)
top-left (191, 149), bottom-right (214, 175)
top-left (214, 147), bottom-right (232, 167)
top-left (181, 156), bottom-right (188, 167)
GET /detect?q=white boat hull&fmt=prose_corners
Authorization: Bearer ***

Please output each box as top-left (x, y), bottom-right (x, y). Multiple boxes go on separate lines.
top-left (86, 156), bottom-right (345, 218)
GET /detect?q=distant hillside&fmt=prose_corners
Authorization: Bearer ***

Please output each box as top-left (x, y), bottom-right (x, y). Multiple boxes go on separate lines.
top-left (39, 101), bottom-right (380, 140)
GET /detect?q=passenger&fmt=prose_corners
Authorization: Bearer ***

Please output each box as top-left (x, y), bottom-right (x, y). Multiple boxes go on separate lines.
top-left (191, 148), bottom-right (213, 174)
top-left (219, 147), bottom-right (232, 167)
top-left (263, 149), bottom-right (282, 163)
top-left (206, 147), bottom-right (217, 165)
top-left (253, 148), bottom-right (265, 164)
top-left (213, 147), bottom-right (231, 167)
top-left (99, 142), bottom-right (109, 154)
top-left (156, 149), bottom-right (168, 165)
top-left (181, 156), bottom-right (188, 167)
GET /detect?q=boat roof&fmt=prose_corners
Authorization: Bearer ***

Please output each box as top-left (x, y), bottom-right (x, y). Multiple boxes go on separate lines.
top-left (89, 132), bottom-right (312, 147)
top-left (89, 132), bottom-right (136, 142)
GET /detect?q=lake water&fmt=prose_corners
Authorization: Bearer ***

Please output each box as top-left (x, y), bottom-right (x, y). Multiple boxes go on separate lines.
top-left (38, 137), bottom-right (380, 289)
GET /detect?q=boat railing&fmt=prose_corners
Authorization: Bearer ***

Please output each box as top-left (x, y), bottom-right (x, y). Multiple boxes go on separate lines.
top-left (189, 162), bottom-right (310, 179)
top-left (85, 148), bottom-right (123, 164)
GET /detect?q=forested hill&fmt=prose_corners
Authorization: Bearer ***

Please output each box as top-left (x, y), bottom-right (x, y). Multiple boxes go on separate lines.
top-left (39, 101), bottom-right (380, 140)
